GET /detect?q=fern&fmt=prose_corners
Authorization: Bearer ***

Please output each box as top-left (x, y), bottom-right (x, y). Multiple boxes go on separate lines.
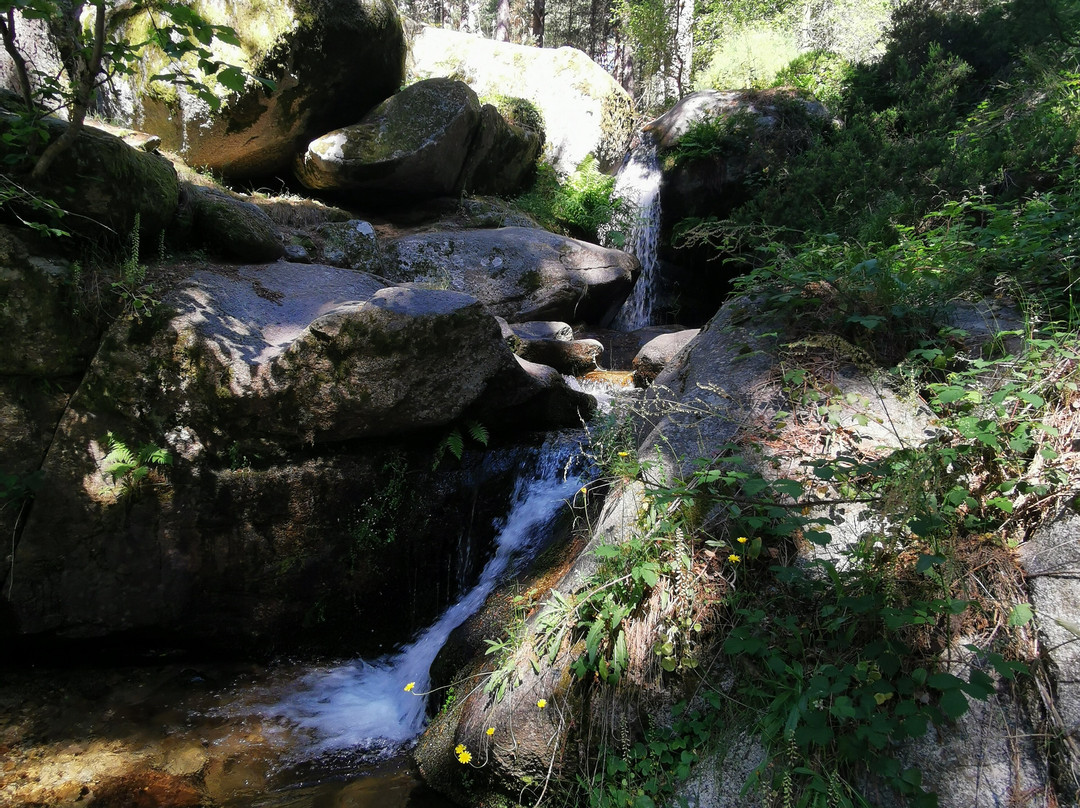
top-left (101, 432), bottom-right (172, 497)
top-left (432, 419), bottom-right (490, 469)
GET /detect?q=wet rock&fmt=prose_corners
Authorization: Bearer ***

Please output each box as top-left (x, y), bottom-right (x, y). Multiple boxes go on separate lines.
top-left (509, 321), bottom-right (574, 342)
top-left (384, 226), bottom-right (639, 327)
top-left (514, 336), bottom-right (604, 375)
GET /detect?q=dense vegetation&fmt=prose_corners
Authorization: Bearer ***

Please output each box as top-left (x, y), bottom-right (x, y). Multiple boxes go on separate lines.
top-left (483, 2), bottom-right (1080, 806)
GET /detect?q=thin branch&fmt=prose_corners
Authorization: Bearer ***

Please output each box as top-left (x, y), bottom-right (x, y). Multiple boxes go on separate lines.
top-left (0, 10), bottom-right (36, 111)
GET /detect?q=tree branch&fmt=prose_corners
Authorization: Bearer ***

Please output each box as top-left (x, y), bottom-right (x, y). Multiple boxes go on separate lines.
top-left (0, 9), bottom-right (36, 111)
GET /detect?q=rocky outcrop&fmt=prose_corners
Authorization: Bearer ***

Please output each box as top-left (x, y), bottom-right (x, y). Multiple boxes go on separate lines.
top-left (3, 260), bottom-right (595, 643)
top-left (419, 295), bottom-right (1064, 808)
top-left (407, 26), bottom-right (634, 175)
top-left (384, 227), bottom-right (639, 326)
top-left (294, 78), bottom-right (541, 199)
top-left (98, 0), bottom-right (407, 178)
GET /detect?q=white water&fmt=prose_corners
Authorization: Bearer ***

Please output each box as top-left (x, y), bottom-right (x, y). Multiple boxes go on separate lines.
top-left (250, 442), bottom-right (584, 759)
top-left (611, 137), bottom-right (664, 332)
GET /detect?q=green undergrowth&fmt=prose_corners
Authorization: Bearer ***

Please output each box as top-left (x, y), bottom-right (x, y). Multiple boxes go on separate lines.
top-left (512, 157), bottom-right (629, 245)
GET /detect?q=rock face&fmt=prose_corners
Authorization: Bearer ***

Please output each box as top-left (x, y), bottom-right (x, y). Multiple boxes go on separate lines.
top-left (627, 89), bottom-right (832, 326)
top-left (384, 227), bottom-right (639, 326)
top-left (407, 26), bottom-right (634, 175)
top-left (295, 78), bottom-right (541, 199)
top-left (631, 328), bottom-right (698, 386)
top-left (419, 295), bottom-right (1067, 808)
top-left (3, 261), bottom-right (595, 644)
top-left (98, 0), bottom-right (407, 178)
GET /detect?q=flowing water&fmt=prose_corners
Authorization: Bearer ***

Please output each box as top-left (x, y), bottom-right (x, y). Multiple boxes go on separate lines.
top-left (611, 136), bottom-right (664, 332)
top-left (0, 437), bottom-right (588, 807)
top-left (239, 439), bottom-right (586, 763)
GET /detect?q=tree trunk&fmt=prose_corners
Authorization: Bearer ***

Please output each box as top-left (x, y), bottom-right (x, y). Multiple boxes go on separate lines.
top-left (532, 0), bottom-right (546, 46)
top-left (495, 0), bottom-right (510, 40)
top-left (31, 1), bottom-right (105, 180)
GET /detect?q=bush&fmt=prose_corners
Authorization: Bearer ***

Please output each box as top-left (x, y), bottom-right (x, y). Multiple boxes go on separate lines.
top-left (513, 158), bottom-right (628, 244)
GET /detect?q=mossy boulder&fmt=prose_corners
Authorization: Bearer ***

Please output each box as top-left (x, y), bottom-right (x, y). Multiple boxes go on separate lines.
top-left (408, 26), bottom-right (634, 174)
top-left (183, 184), bottom-right (284, 262)
top-left (295, 78), bottom-right (540, 199)
top-left (0, 112), bottom-right (179, 242)
top-left (98, 0), bottom-right (406, 178)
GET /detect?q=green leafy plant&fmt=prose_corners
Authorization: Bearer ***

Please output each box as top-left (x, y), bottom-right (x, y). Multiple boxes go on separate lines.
top-left (433, 419), bottom-right (490, 469)
top-left (514, 158), bottom-right (629, 244)
top-left (101, 432), bottom-right (172, 499)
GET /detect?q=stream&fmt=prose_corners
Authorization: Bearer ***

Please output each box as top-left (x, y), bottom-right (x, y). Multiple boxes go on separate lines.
top-left (0, 438), bottom-right (587, 807)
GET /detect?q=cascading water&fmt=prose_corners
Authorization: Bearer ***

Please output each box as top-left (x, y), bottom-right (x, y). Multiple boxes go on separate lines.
top-left (611, 135), bottom-right (664, 332)
top-left (246, 438), bottom-right (586, 762)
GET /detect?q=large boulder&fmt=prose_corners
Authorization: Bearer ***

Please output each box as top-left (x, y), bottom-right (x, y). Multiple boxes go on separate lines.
top-left (407, 26), bottom-right (634, 175)
top-left (97, 0), bottom-right (407, 178)
top-left (384, 227), bottom-right (639, 326)
top-left (2, 260), bottom-right (595, 643)
top-left (0, 111), bottom-right (179, 242)
top-left (294, 78), bottom-right (541, 199)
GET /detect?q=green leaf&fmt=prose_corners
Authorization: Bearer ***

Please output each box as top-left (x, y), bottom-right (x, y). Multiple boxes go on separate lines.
top-left (939, 688), bottom-right (969, 719)
top-left (915, 554), bottom-right (946, 574)
top-left (1008, 602), bottom-right (1035, 626)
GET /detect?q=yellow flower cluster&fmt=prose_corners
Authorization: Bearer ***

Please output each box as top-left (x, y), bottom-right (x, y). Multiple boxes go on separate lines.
top-left (455, 743), bottom-right (472, 764)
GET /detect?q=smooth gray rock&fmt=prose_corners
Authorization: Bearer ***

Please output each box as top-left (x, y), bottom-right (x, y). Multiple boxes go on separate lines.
top-left (408, 26), bottom-right (634, 174)
top-left (509, 321), bottom-right (574, 341)
top-left (384, 226), bottom-right (639, 326)
top-left (632, 328), bottom-right (699, 387)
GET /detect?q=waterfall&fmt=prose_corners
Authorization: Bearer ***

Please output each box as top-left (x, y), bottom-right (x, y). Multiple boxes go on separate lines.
top-left (252, 438), bottom-right (585, 759)
top-left (611, 136), bottom-right (663, 332)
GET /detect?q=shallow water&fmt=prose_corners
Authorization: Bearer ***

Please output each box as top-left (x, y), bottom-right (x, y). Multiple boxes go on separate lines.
top-left (0, 438), bottom-right (586, 807)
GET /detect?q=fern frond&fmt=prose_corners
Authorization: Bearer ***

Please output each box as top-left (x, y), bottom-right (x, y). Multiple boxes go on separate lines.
top-left (466, 419), bottom-right (489, 446)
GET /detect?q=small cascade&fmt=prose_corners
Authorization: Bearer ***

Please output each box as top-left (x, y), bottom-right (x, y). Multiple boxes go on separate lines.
top-left (249, 438), bottom-right (586, 760)
top-left (611, 136), bottom-right (664, 332)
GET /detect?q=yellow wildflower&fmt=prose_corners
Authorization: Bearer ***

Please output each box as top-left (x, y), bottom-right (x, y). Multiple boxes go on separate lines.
top-left (737, 536), bottom-right (748, 544)
top-left (618, 451), bottom-right (629, 457)
top-left (486, 726), bottom-right (495, 736)
top-left (537, 698), bottom-right (547, 709)
top-left (580, 486), bottom-right (588, 494)
top-left (728, 554), bottom-right (741, 563)
top-left (455, 744), bottom-right (466, 755)
top-left (404, 682), bottom-right (415, 692)
top-left (458, 750), bottom-right (472, 764)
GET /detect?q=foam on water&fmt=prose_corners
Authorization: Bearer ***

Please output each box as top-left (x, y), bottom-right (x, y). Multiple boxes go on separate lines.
top-left (611, 136), bottom-right (663, 332)
top-left (252, 441), bottom-right (585, 758)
